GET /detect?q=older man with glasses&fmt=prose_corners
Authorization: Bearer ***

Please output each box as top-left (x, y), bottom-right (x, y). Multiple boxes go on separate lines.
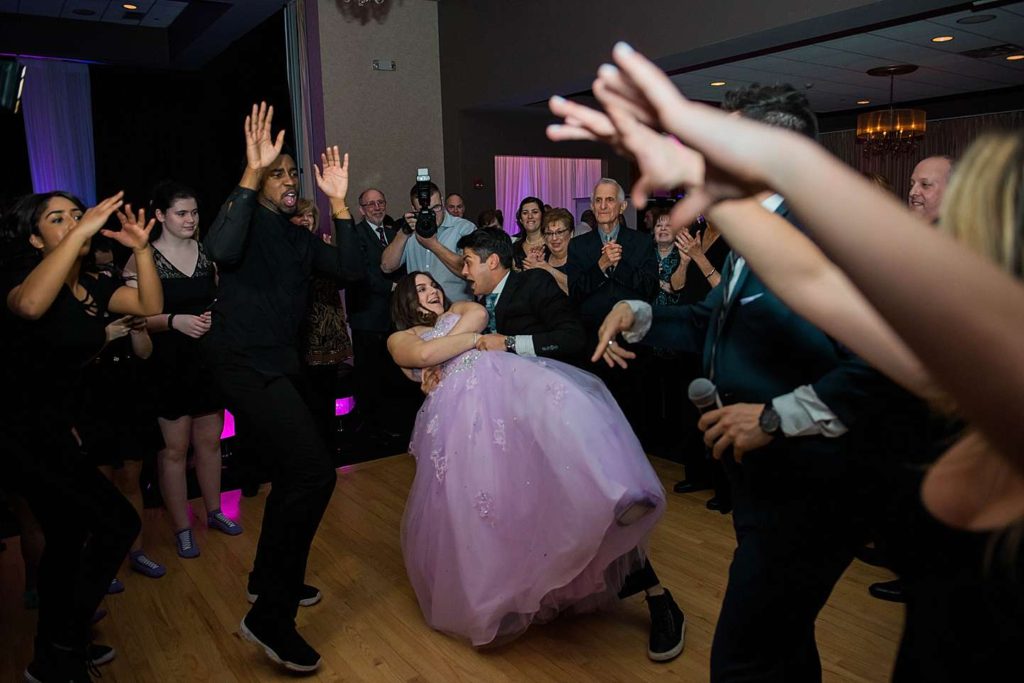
top-left (381, 181), bottom-right (477, 301)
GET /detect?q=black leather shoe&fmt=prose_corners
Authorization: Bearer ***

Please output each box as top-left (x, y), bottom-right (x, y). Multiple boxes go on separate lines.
top-left (673, 479), bottom-right (711, 494)
top-left (868, 579), bottom-right (906, 603)
top-left (705, 496), bottom-right (732, 513)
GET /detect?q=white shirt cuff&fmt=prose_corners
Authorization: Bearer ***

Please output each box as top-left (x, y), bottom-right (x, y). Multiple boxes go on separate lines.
top-left (622, 300), bottom-right (652, 344)
top-left (772, 385), bottom-right (848, 438)
top-left (515, 335), bottom-right (536, 357)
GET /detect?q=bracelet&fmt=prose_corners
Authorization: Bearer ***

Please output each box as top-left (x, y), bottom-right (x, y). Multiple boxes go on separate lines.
top-left (703, 268), bottom-right (717, 278)
top-left (331, 206), bottom-right (350, 219)
top-left (167, 314), bottom-right (176, 331)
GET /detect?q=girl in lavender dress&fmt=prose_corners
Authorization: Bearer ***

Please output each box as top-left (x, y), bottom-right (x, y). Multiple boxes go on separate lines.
top-left (387, 271), bottom-right (665, 647)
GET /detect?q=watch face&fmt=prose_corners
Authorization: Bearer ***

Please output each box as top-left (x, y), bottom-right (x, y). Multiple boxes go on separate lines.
top-left (760, 407), bottom-right (781, 434)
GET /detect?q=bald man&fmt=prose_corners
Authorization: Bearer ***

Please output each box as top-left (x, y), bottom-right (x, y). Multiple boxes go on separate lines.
top-left (908, 155), bottom-right (952, 224)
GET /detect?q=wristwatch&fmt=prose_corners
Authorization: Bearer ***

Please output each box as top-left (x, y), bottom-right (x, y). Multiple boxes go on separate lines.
top-left (758, 402), bottom-right (782, 436)
top-left (504, 335), bottom-right (517, 353)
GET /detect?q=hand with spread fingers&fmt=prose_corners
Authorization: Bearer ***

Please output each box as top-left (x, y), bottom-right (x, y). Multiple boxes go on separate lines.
top-left (314, 145), bottom-right (351, 201)
top-left (245, 101), bottom-right (286, 172)
top-left (107, 204), bottom-right (156, 252)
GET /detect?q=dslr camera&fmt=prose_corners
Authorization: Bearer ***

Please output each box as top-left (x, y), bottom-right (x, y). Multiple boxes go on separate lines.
top-left (410, 167), bottom-right (438, 239)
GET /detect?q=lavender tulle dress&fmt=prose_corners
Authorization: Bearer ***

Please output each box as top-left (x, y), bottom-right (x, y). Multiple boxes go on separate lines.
top-left (402, 312), bottom-right (666, 647)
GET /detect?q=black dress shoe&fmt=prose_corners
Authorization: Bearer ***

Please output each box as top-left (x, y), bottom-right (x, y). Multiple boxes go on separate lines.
top-left (705, 496), bottom-right (732, 513)
top-left (868, 579), bottom-right (906, 603)
top-left (673, 479), bottom-right (711, 494)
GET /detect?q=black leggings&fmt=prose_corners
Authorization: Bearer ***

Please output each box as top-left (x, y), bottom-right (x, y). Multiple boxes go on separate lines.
top-left (211, 362), bottom-right (337, 625)
top-left (7, 428), bottom-right (140, 649)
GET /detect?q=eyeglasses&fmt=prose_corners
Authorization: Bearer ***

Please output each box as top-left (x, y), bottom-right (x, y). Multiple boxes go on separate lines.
top-left (542, 228), bottom-right (571, 238)
top-left (429, 204), bottom-right (443, 212)
top-left (360, 199), bottom-right (386, 208)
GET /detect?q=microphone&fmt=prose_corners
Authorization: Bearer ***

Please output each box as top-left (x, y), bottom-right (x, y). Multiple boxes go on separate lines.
top-left (688, 378), bottom-right (722, 414)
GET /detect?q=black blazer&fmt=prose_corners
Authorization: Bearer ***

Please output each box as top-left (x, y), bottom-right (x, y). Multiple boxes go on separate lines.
top-left (566, 226), bottom-right (659, 331)
top-left (640, 205), bottom-right (890, 475)
top-left (343, 218), bottom-right (404, 333)
top-left (494, 269), bottom-right (586, 360)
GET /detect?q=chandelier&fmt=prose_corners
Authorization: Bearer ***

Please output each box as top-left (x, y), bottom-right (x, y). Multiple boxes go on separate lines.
top-left (856, 65), bottom-right (926, 155)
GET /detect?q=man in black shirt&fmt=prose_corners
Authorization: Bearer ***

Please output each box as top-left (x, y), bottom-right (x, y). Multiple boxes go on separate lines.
top-left (204, 103), bottom-right (360, 673)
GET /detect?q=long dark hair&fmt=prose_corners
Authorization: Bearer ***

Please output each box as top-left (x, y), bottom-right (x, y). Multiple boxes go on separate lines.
top-left (390, 271), bottom-right (452, 331)
top-left (149, 180), bottom-right (198, 242)
top-left (513, 196), bottom-right (544, 238)
top-left (0, 191), bottom-right (86, 272)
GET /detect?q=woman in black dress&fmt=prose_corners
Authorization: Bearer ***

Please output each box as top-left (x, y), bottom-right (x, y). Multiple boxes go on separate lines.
top-left (125, 181), bottom-right (239, 560)
top-left (1, 190), bottom-right (162, 679)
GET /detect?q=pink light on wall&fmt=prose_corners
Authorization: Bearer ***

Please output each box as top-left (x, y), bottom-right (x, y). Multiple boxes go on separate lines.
top-left (220, 397), bottom-right (355, 440)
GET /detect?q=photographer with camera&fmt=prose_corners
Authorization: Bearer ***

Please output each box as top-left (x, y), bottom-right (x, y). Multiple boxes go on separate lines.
top-left (381, 174), bottom-right (476, 302)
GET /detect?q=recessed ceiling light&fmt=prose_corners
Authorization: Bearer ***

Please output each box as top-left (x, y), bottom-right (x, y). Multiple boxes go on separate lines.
top-left (710, 81), bottom-right (726, 87)
top-left (1008, 54), bottom-right (1024, 61)
top-left (857, 99), bottom-right (871, 105)
top-left (956, 14), bottom-right (996, 25)
top-left (122, 3), bottom-right (138, 9)
top-left (931, 35), bottom-right (954, 43)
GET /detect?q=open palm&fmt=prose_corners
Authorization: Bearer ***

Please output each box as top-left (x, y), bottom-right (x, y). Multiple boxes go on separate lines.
top-left (245, 101), bottom-right (286, 170)
top-left (313, 145), bottom-right (350, 200)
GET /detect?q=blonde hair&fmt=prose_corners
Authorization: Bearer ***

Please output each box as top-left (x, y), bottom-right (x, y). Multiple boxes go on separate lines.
top-left (940, 131), bottom-right (1024, 277)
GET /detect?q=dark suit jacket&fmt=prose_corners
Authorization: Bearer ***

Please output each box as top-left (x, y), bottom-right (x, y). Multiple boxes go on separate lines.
top-left (566, 226), bottom-right (659, 331)
top-left (639, 205), bottom-right (889, 480)
top-left (343, 218), bottom-right (404, 333)
top-left (494, 269), bottom-right (586, 360)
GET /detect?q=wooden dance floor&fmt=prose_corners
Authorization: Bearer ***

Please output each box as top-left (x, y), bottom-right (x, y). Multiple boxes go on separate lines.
top-left (0, 455), bottom-right (902, 681)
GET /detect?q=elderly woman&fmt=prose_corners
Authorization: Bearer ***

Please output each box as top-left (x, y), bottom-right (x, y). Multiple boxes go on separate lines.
top-left (523, 207), bottom-right (572, 294)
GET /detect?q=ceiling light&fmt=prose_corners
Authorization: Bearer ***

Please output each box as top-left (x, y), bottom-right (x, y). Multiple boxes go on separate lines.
top-left (1007, 54), bottom-right (1024, 61)
top-left (122, 3), bottom-right (138, 9)
top-left (710, 81), bottom-right (726, 87)
top-left (956, 14), bottom-right (996, 25)
top-left (856, 65), bottom-right (926, 156)
top-left (931, 35), bottom-right (954, 43)
top-left (857, 99), bottom-right (871, 105)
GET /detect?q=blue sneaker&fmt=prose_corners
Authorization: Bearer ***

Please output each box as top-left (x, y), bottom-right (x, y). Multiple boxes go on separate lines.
top-left (129, 550), bottom-right (167, 578)
top-left (107, 577), bottom-right (125, 594)
top-left (175, 528), bottom-right (200, 559)
top-left (207, 509), bottom-right (243, 536)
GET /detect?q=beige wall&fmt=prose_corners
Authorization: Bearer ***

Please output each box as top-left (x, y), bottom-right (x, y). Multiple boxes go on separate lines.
top-left (317, 0), bottom-right (444, 216)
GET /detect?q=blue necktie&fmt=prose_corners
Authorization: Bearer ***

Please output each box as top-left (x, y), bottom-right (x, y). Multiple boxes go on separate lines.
top-left (484, 292), bottom-right (499, 333)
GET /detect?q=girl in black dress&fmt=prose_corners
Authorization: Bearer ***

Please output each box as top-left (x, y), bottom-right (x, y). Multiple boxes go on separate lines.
top-left (1, 190), bottom-right (162, 680)
top-left (125, 181), bottom-right (239, 560)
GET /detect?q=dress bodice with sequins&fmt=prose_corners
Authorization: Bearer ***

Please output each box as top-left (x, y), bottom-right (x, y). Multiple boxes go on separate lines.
top-left (419, 312), bottom-right (481, 377)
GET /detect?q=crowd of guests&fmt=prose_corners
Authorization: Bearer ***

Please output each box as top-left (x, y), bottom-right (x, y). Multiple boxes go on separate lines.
top-left (0, 55), bottom-right (1021, 680)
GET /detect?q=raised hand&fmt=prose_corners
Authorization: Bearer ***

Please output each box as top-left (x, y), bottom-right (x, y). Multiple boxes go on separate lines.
top-left (313, 145), bottom-right (350, 200)
top-left (105, 204), bottom-right (155, 251)
top-left (75, 192), bottom-right (125, 241)
top-left (245, 101), bottom-right (286, 171)
top-left (675, 230), bottom-right (704, 263)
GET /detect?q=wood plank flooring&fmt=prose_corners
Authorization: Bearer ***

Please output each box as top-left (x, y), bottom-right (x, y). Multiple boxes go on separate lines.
top-left (0, 455), bottom-right (902, 681)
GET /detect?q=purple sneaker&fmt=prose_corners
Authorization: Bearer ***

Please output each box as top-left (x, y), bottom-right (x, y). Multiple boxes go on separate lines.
top-left (129, 550), bottom-right (167, 578)
top-left (107, 577), bottom-right (125, 594)
top-left (175, 528), bottom-right (200, 559)
top-left (207, 509), bottom-right (243, 536)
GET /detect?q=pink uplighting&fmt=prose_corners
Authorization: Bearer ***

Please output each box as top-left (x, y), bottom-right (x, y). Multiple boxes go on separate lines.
top-left (219, 488), bottom-right (241, 520)
top-left (220, 397), bottom-right (355, 440)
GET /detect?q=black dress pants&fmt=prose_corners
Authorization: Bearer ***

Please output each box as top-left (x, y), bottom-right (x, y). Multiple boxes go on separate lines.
top-left (7, 428), bottom-right (139, 648)
top-left (352, 328), bottom-right (420, 439)
top-left (211, 361), bottom-right (337, 625)
top-left (710, 447), bottom-right (866, 683)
